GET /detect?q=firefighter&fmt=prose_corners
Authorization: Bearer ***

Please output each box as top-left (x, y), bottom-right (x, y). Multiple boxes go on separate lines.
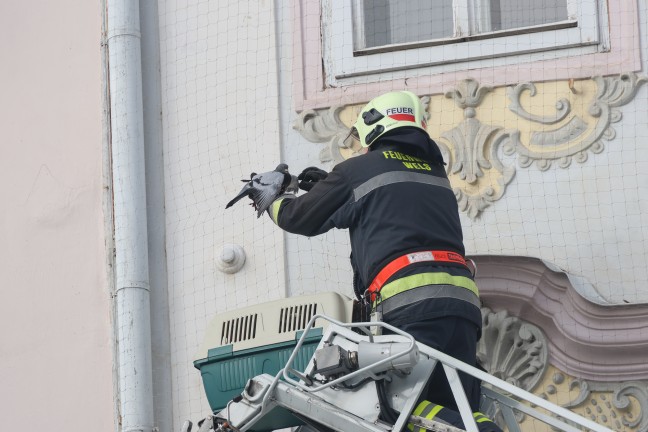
top-left (266, 91), bottom-right (500, 431)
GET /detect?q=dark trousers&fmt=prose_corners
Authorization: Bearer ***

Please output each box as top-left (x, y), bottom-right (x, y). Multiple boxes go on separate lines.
top-left (384, 316), bottom-right (481, 412)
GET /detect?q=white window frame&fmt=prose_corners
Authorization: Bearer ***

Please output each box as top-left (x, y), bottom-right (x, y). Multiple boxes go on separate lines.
top-left (324, 0), bottom-right (605, 85)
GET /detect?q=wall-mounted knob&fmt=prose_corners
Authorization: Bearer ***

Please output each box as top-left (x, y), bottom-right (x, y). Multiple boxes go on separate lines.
top-left (216, 244), bottom-right (246, 274)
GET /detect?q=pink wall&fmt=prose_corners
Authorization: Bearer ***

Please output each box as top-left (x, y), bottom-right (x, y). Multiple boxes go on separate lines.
top-left (0, 1), bottom-right (114, 430)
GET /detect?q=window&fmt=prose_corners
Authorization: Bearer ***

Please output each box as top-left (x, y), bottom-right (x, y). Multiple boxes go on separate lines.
top-left (294, 0), bottom-right (638, 111)
top-left (356, 0), bottom-right (572, 51)
top-left (324, 0), bottom-right (603, 84)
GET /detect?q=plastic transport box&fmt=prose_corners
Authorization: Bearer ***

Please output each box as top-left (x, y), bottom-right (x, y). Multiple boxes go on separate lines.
top-left (193, 292), bottom-right (354, 413)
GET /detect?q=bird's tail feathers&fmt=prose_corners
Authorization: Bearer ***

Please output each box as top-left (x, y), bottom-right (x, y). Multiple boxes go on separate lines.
top-left (225, 191), bottom-right (247, 208)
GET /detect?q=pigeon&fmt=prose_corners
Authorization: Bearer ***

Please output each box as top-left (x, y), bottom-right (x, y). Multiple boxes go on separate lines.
top-left (226, 163), bottom-right (298, 218)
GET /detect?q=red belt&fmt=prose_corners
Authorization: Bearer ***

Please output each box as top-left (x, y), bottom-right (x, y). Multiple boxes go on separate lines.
top-left (367, 250), bottom-right (467, 301)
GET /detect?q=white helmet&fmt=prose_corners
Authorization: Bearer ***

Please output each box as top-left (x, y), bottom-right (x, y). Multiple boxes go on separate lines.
top-left (349, 91), bottom-right (427, 148)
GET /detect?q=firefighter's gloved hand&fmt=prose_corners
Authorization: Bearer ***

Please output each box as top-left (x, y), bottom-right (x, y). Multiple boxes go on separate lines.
top-left (297, 167), bottom-right (328, 191)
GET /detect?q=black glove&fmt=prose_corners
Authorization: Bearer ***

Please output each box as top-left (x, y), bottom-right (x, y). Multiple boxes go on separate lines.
top-left (297, 166), bottom-right (328, 191)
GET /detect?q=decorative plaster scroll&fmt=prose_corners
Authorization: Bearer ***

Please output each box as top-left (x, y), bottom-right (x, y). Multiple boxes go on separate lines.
top-left (443, 73), bottom-right (647, 216)
top-left (507, 82), bottom-right (571, 125)
top-left (441, 129), bottom-right (518, 219)
top-left (445, 78), bottom-right (493, 111)
top-left (528, 116), bottom-right (589, 147)
top-left (440, 79), bottom-right (518, 219)
top-left (473, 255), bottom-right (648, 382)
top-left (442, 119), bottom-right (498, 184)
top-left (475, 308), bottom-right (548, 427)
top-left (292, 73), bottom-right (647, 219)
top-left (293, 106), bottom-right (355, 165)
top-left (474, 304), bottom-right (647, 431)
top-left (509, 73), bottom-right (648, 172)
top-left (533, 370), bottom-right (648, 432)
top-left (442, 80), bottom-right (494, 184)
top-left (478, 308), bottom-right (548, 392)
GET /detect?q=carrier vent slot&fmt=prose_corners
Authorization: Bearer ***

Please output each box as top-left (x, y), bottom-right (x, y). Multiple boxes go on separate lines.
top-left (220, 314), bottom-right (258, 345)
top-left (279, 303), bottom-right (318, 333)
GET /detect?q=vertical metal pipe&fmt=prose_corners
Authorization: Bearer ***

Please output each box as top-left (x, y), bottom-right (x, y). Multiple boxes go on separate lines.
top-left (140, 0), bottom-right (173, 430)
top-left (106, 1), bottom-right (155, 431)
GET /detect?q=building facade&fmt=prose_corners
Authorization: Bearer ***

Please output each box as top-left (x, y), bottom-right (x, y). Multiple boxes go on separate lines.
top-left (3, 1), bottom-right (647, 432)
top-left (157, 1), bottom-right (648, 431)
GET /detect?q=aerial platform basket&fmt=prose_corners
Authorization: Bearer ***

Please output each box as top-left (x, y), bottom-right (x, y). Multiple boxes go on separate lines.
top-left (193, 292), bottom-right (354, 412)
top-left (185, 294), bottom-right (614, 432)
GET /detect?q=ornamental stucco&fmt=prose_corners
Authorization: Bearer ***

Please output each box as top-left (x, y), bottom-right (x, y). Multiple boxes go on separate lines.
top-left (478, 308), bottom-right (548, 393)
top-left (528, 367), bottom-right (648, 432)
top-left (293, 73), bottom-right (648, 219)
top-left (476, 307), bottom-right (648, 431)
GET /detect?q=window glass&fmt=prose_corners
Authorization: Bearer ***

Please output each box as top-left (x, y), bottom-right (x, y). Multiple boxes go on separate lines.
top-left (358, 0), bottom-right (453, 49)
top-left (491, 0), bottom-right (568, 31)
top-left (357, 0), bottom-right (570, 51)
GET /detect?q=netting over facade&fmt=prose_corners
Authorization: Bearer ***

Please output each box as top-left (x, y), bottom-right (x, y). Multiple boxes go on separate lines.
top-left (154, 1), bottom-right (648, 428)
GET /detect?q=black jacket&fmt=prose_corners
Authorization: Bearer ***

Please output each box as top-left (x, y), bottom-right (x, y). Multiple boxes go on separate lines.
top-left (272, 128), bottom-right (481, 328)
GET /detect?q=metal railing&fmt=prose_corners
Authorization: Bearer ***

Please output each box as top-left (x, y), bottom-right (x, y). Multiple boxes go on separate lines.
top-left (283, 315), bottom-right (614, 432)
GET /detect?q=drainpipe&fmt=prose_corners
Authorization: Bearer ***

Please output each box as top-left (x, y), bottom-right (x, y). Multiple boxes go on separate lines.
top-left (106, 1), bottom-right (155, 431)
top-left (140, 0), bottom-right (173, 430)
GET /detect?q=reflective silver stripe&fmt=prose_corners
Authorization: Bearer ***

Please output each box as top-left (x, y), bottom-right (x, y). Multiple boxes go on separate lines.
top-left (377, 284), bottom-right (481, 315)
top-left (418, 402), bottom-right (443, 420)
top-left (353, 171), bottom-right (451, 202)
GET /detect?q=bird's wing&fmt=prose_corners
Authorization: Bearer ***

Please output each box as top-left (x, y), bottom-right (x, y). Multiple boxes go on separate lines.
top-left (225, 168), bottom-right (292, 216)
top-left (225, 182), bottom-right (252, 208)
top-left (251, 171), bottom-right (286, 217)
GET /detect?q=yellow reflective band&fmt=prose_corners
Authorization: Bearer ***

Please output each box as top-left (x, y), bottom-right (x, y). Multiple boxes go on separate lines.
top-left (270, 198), bottom-right (284, 224)
top-left (425, 404), bottom-right (444, 420)
top-left (408, 401), bottom-right (430, 431)
top-left (473, 412), bottom-right (492, 423)
top-left (378, 272), bottom-right (479, 303)
top-left (413, 400), bottom-right (431, 416)
top-left (407, 422), bottom-right (420, 432)
top-left (408, 401), bottom-right (444, 431)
